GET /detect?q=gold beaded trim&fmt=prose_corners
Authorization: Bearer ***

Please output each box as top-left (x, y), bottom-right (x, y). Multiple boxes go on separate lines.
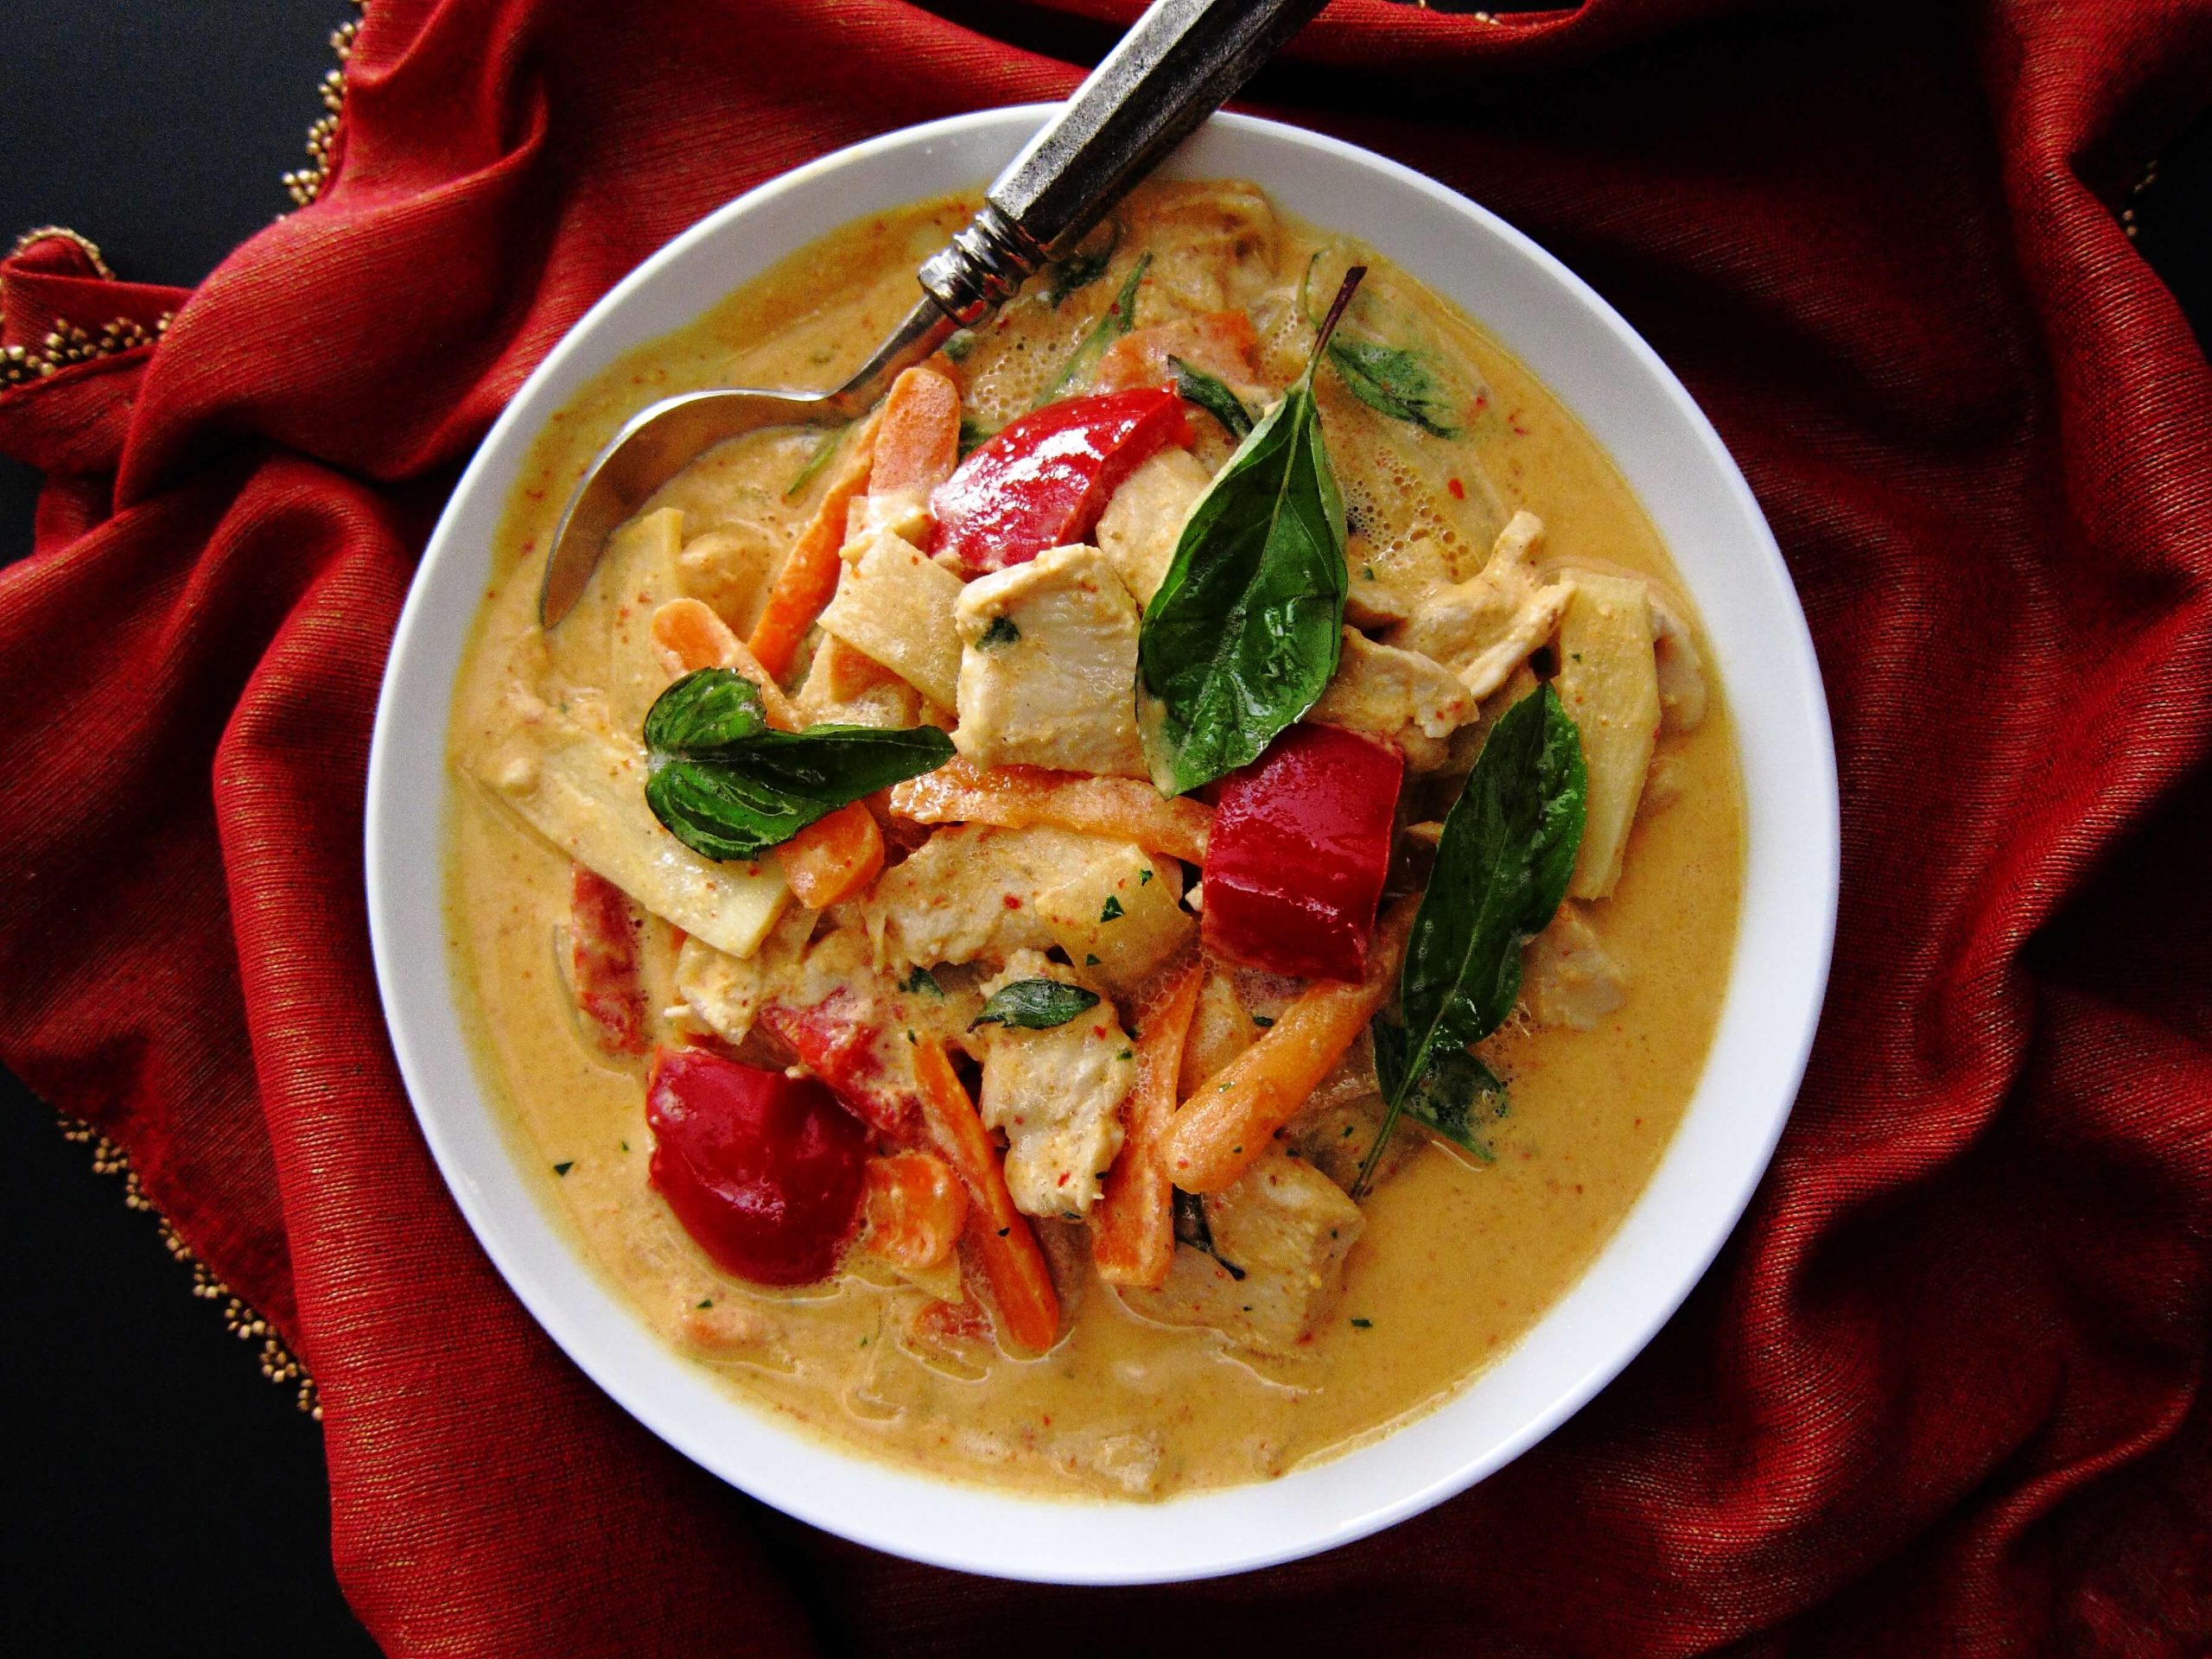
top-left (59, 1116), bottom-right (322, 1419)
top-left (2120, 155), bottom-right (2159, 243)
top-left (1, 311), bottom-right (173, 391)
top-left (283, 3), bottom-right (366, 209)
top-left (9, 225), bottom-right (115, 280)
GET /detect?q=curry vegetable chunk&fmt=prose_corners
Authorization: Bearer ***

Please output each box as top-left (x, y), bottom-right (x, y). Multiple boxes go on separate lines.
top-left (447, 175), bottom-right (1743, 1501)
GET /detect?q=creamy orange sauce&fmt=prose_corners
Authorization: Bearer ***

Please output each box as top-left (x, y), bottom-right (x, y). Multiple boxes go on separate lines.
top-left (445, 183), bottom-right (1743, 1499)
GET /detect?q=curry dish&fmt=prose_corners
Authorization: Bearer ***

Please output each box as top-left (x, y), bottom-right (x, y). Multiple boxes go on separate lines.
top-left (446, 179), bottom-right (1743, 1499)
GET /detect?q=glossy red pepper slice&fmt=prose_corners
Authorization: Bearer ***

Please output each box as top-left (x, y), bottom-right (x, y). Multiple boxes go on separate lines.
top-left (1200, 723), bottom-right (1405, 983)
top-left (756, 988), bottom-right (921, 1140)
top-left (645, 1045), bottom-right (868, 1287)
top-left (928, 387), bottom-right (1191, 575)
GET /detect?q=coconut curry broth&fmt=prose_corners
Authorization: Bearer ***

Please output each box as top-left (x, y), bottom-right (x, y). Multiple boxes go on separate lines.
top-left (446, 181), bottom-right (1743, 1498)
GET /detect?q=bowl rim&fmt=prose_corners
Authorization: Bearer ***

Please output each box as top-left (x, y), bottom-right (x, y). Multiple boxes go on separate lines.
top-left (365, 104), bottom-right (1839, 1584)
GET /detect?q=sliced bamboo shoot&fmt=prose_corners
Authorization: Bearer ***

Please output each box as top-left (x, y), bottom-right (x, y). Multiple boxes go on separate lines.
top-left (467, 696), bottom-right (789, 959)
top-left (1555, 574), bottom-right (1660, 900)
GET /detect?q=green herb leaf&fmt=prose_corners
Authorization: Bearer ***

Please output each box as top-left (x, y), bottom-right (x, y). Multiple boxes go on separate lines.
top-left (1168, 354), bottom-right (1255, 438)
top-left (1137, 269), bottom-right (1366, 794)
top-left (942, 329), bottom-right (978, 363)
top-left (1371, 1020), bottom-right (1503, 1161)
top-left (969, 978), bottom-right (1101, 1033)
top-left (1350, 1317), bottom-right (1373, 1329)
top-left (1326, 334), bottom-right (1461, 438)
top-left (976, 615), bottom-right (1020, 651)
top-left (1352, 684), bottom-right (1585, 1195)
top-left (553, 1161), bottom-right (575, 1177)
top-left (1034, 252), bottom-right (1151, 408)
top-left (1046, 217), bottom-right (1122, 308)
top-left (643, 669), bottom-right (954, 861)
top-left (900, 965), bottom-right (944, 997)
top-left (1099, 894), bottom-right (1125, 922)
top-left (785, 424), bottom-right (846, 499)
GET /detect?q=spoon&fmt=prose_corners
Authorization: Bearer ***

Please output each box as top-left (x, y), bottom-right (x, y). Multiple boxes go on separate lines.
top-left (540, 0), bottom-right (1327, 626)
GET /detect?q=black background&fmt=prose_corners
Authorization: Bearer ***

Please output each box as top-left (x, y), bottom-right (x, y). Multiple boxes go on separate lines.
top-left (0, 5), bottom-right (2204, 1656)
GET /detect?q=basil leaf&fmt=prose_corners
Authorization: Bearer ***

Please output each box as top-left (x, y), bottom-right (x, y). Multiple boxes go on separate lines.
top-left (957, 415), bottom-right (996, 459)
top-left (1351, 684), bottom-right (1585, 1195)
top-left (1169, 354), bottom-right (1255, 438)
top-left (1137, 270), bottom-right (1367, 794)
top-left (1326, 334), bottom-right (1461, 438)
top-left (1034, 252), bottom-right (1151, 408)
top-left (1371, 1020), bottom-right (1503, 1162)
top-left (1047, 217), bottom-right (1122, 308)
top-left (642, 669), bottom-right (953, 861)
top-left (969, 978), bottom-right (1101, 1032)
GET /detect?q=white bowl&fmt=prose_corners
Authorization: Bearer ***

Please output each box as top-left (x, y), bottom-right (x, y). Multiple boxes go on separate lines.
top-left (366, 106), bottom-right (1838, 1584)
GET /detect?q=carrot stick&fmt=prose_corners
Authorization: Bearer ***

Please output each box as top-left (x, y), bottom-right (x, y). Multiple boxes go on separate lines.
top-left (652, 597), bottom-right (802, 728)
top-left (868, 365), bottom-right (962, 498)
top-left (1091, 950), bottom-right (1203, 1288)
top-left (747, 409), bottom-right (882, 682)
top-left (912, 1038), bottom-right (1060, 1354)
top-left (775, 801), bottom-right (884, 910)
top-left (861, 1150), bottom-right (969, 1270)
top-left (1159, 897), bottom-right (1417, 1194)
top-left (890, 756), bottom-right (1212, 865)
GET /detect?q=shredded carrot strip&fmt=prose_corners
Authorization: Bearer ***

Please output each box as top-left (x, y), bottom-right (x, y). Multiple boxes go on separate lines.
top-left (1159, 897), bottom-right (1416, 1194)
top-left (746, 409), bottom-right (882, 682)
top-left (868, 365), bottom-right (962, 498)
top-left (890, 756), bottom-right (1211, 865)
top-left (651, 596), bottom-right (801, 728)
top-left (1090, 950), bottom-right (1204, 1288)
top-left (775, 801), bottom-right (884, 910)
top-left (912, 1039), bottom-right (1060, 1355)
top-left (861, 1150), bottom-right (968, 1270)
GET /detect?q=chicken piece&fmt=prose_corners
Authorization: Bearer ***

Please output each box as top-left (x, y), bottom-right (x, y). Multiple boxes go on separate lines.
top-left (795, 634), bottom-right (925, 729)
top-left (1343, 530), bottom-right (1458, 631)
top-left (1126, 179), bottom-right (1281, 315)
top-left (952, 543), bottom-right (1148, 779)
top-left (1522, 902), bottom-right (1627, 1031)
top-left (974, 950), bottom-right (1136, 1220)
top-left (861, 823), bottom-right (1119, 970)
top-left (1280, 1027), bottom-right (1417, 1192)
top-left (817, 523), bottom-right (965, 709)
top-left (1389, 511), bottom-right (1574, 699)
top-left (676, 522), bottom-right (780, 640)
top-left (1093, 448), bottom-right (1212, 608)
top-left (1308, 627), bottom-right (1474, 771)
top-left (1119, 1148), bottom-right (1363, 1355)
top-left (1648, 588), bottom-right (1709, 734)
top-left (671, 904), bottom-right (816, 1047)
top-left (1033, 842), bottom-right (1194, 996)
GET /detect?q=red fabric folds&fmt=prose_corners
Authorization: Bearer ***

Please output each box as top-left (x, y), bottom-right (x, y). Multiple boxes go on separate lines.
top-left (3, 1), bottom-right (2209, 1652)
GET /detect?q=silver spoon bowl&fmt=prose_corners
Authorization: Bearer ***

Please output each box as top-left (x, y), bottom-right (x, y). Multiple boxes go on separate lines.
top-left (538, 0), bottom-right (1325, 628)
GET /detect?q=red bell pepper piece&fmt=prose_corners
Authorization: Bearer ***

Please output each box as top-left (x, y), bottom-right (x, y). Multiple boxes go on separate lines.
top-left (928, 387), bottom-right (1191, 575)
top-left (1200, 724), bottom-right (1404, 983)
top-left (645, 1045), bottom-right (868, 1287)
top-left (756, 988), bottom-right (921, 1140)
top-left (568, 864), bottom-right (646, 1055)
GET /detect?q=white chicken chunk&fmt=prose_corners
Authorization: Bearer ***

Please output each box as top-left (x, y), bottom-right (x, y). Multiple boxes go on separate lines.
top-left (974, 950), bottom-right (1135, 1219)
top-left (671, 906), bottom-right (815, 1046)
top-left (1389, 510), bottom-right (1573, 699)
top-left (952, 543), bottom-right (1148, 779)
top-left (1094, 448), bottom-right (1211, 608)
top-left (1522, 902), bottom-right (1627, 1031)
top-left (861, 823), bottom-right (1122, 970)
top-left (1308, 627), bottom-right (1473, 770)
top-left (1120, 1149), bottom-right (1364, 1355)
top-left (1125, 179), bottom-right (1281, 315)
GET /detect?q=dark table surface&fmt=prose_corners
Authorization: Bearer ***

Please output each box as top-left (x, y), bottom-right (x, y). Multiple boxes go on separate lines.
top-left (3, 5), bottom-right (2205, 1656)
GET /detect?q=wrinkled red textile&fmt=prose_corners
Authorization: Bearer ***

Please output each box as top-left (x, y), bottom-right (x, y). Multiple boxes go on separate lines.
top-left (3, 1), bottom-right (2210, 1652)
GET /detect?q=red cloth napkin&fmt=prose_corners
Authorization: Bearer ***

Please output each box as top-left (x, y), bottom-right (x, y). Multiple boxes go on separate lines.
top-left (4, 1), bottom-right (2209, 1651)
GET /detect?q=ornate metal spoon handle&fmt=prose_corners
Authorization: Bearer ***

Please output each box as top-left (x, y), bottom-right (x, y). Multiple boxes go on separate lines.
top-left (918, 0), bottom-right (1327, 324)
